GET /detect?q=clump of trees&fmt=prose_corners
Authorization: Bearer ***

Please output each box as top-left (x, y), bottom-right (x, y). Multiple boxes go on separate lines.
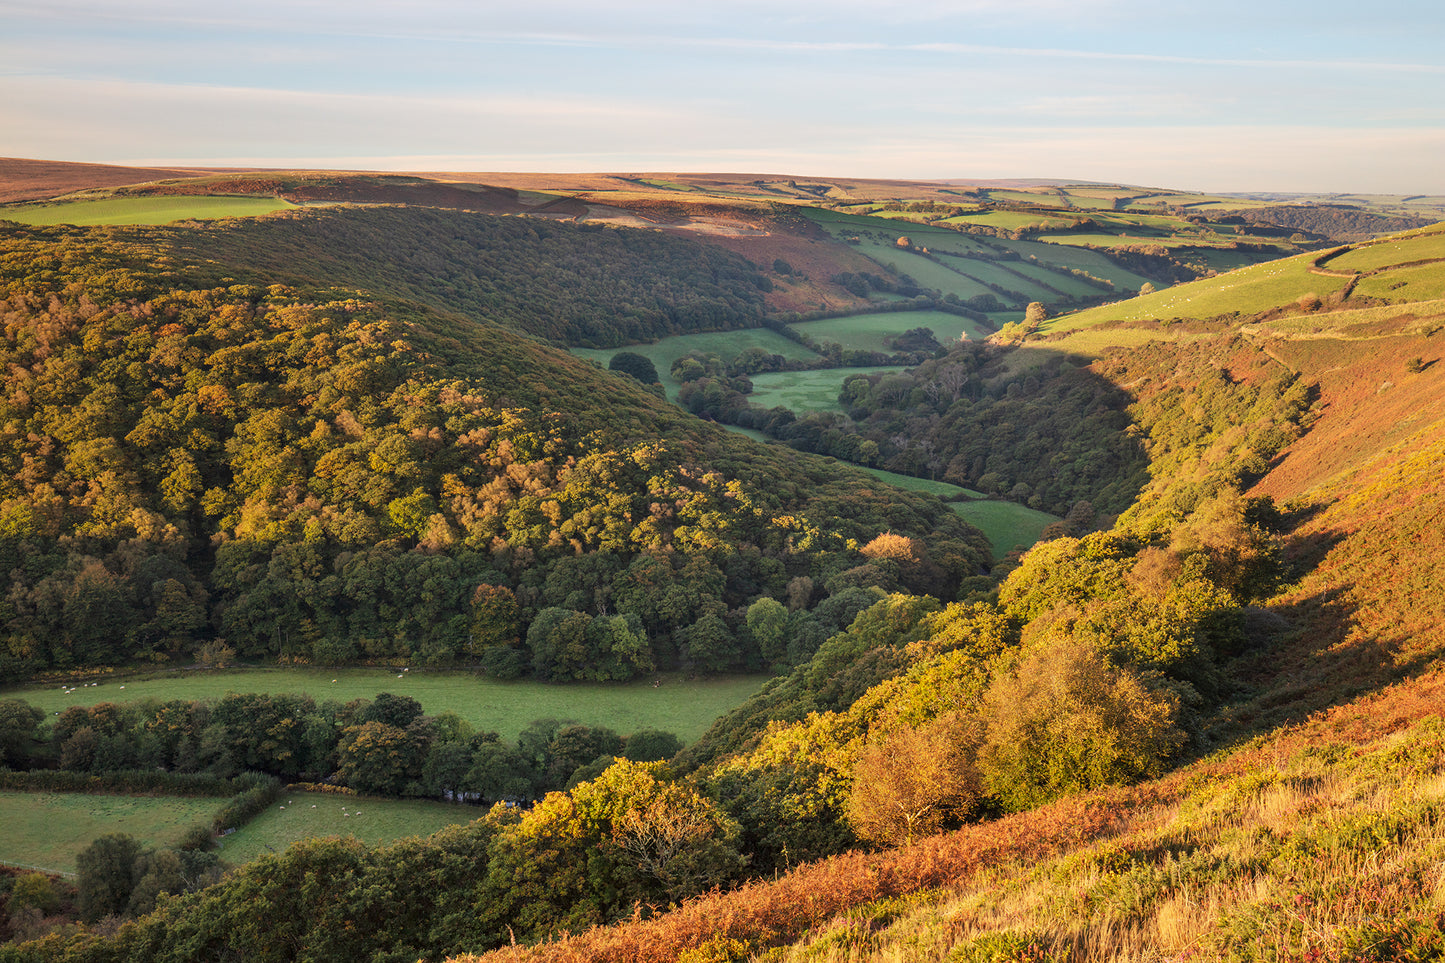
top-left (8, 758), bottom-right (745, 962)
top-left (977, 638), bottom-right (1184, 811)
top-left (75, 832), bottom-right (223, 923)
top-left (7, 690), bottom-right (685, 811)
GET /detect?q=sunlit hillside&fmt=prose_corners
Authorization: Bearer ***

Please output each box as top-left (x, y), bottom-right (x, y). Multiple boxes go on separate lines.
top-left (451, 222), bottom-right (1445, 963)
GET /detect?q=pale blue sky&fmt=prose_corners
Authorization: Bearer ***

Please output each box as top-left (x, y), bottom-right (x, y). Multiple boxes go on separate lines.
top-left (3, 0), bottom-right (1443, 192)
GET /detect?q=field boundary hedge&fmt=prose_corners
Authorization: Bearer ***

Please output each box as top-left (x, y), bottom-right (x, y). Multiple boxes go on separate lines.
top-left (0, 770), bottom-right (235, 797)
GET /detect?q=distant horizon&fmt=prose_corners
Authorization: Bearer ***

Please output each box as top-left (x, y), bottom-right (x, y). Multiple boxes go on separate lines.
top-left (7, 156), bottom-right (1438, 201)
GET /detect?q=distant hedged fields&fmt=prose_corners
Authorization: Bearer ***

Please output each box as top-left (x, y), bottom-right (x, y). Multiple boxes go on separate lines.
top-left (0, 212), bottom-right (991, 684)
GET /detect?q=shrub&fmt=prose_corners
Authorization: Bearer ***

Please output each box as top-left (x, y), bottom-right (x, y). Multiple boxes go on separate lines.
top-left (847, 712), bottom-right (982, 846)
top-left (609, 351), bottom-right (660, 385)
top-left (8, 872), bottom-right (60, 916)
top-left (979, 639), bottom-right (1185, 811)
top-left (213, 773), bottom-right (283, 832)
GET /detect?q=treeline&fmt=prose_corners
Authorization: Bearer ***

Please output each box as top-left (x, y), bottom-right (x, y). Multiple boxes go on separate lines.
top-left (0, 224), bottom-right (991, 682)
top-left (161, 205), bottom-right (771, 348)
top-left (0, 692), bottom-right (680, 806)
top-left (1236, 204), bottom-right (1431, 242)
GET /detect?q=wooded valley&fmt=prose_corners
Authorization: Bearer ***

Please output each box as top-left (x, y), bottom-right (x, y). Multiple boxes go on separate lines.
top-left (0, 166), bottom-right (1442, 962)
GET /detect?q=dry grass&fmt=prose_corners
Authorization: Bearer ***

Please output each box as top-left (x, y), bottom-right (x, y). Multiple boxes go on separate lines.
top-left (443, 668), bottom-right (1445, 963)
top-left (757, 710), bottom-right (1445, 963)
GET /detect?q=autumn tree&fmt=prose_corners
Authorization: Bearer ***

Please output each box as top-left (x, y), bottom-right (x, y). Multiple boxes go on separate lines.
top-left (745, 596), bottom-right (789, 665)
top-left (847, 711), bottom-right (982, 846)
top-left (0, 698), bottom-right (44, 766)
top-left (76, 833), bottom-right (143, 922)
top-left (337, 719), bottom-right (431, 795)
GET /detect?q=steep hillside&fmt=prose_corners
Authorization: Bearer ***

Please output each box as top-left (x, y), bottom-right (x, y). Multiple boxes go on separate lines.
top-left (161, 205), bottom-right (772, 348)
top-left (441, 224), bottom-right (1445, 963)
top-left (1044, 222), bottom-right (1445, 333)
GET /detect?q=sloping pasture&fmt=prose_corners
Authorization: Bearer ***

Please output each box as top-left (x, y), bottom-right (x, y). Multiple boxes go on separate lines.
top-left (790, 310), bottom-right (990, 350)
top-left (1, 195), bottom-right (296, 225)
top-left (571, 328), bottom-right (819, 399)
top-left (214, 791), bottom-right (482, 864)
top-left (0, 791), bottom-right (220, 875)
top-left (1044, 251), bottom-right (1349, 331)
top-left (745, 367), bottom-right (902, 414)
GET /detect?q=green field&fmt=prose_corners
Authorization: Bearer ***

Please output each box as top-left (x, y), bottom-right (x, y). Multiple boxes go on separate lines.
top-left (214, 790), bottom-right (482, 864)
top-left (999, 260), bottom-right (1109, 300)
top-left (1004, 238), bottom-right (1154, 291)
top-left (950, 500), bottom-right (1061, 559)
top-left (848, 466), bottom-right (1057, 559)
top-left (1327, 231), bottom-right (1445, 272)
top-left (1025, 326), bottom-right (1211, 365)
top-left (846, 238), bottom-right (999, 302)
top-left (0, 791), bottom-right (221, 876)
top-left (571, 328), bottom-right (819, 399)
top-left (1, 669), bottom-right (765, 743)
top-left (855, 465), bottom-right (982, 499)
top-left (1249, 298), bottom-right (1445, 337)
top-left (814, 211), bottom-right (1154, 297)
top-left (1045, 251), bottom-right (1349, 332)
top-left (0, 195), bottom-right (297, 226)
top-left (1354, 265), bottom-right (1445, 302)
top-left (790, 310), bottom-right (989, 351)
top-left (745, 366), bottom-right (902, 413)
top-left (941, 211), bottom-right (1076, 231)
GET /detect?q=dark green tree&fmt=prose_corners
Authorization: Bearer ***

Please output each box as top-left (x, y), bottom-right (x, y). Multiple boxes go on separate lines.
top-left (76, 832), bottom-right (143, 921)
top-left (608, 351), bottom-right (660, 385)
top-left (0, 698), bottom-right (45, 766)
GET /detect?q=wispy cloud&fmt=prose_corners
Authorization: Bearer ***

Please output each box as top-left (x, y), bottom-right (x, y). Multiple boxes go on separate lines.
top-left (4, 0), bottom-right (1441, 193)
top-left (909, 42), bottom-right (1445, 74)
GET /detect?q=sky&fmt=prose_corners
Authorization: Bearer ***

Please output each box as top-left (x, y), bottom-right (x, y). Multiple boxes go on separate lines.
top-left (3, 0), bottom-right (1444, 193)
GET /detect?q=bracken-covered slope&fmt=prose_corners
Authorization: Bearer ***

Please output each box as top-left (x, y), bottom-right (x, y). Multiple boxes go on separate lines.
top-left (452, 223), bottom-right (1445, 963)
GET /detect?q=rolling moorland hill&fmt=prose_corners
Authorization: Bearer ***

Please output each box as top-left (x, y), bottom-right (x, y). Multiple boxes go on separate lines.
top-left (1, 162), bottom-right (1444, 962)
top-left (14, 162), bottom-right (1426, 325)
